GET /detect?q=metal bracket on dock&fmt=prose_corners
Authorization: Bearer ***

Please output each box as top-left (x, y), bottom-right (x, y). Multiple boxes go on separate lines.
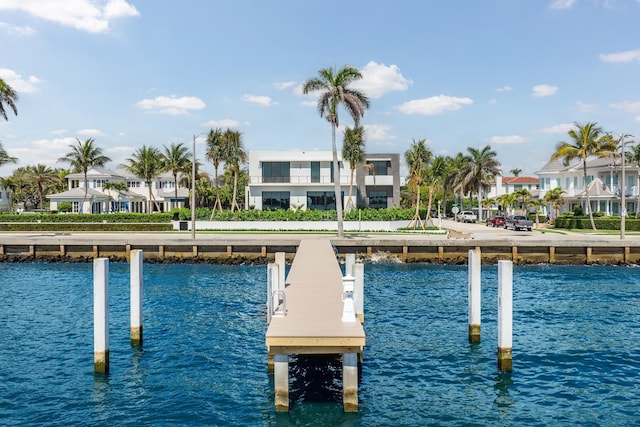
top-left (271, 290), bottom-right (287, 318)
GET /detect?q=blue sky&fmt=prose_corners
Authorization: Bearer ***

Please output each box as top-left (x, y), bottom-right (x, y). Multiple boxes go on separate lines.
top-left (2, 0), bottom-right (640, 179)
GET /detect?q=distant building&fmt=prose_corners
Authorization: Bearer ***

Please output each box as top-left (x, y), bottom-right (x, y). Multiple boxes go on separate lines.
top-left (486, 175), bottom-right (540, 199)
top-left (246, 150), bottom-right (400, 210)
top-left (47, 167), bottom-right (190, 213)
top-left (536, 157), bottom-right (640, 216)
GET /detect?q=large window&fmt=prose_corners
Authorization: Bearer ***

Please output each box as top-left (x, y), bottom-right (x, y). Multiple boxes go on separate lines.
top-left (311, 162), bottom-right (320, 183)
top-left (262, 191), bottom-right (290, 210)
top-left (307, 191), bottom-right (343, 211)
top-left (367, 160), bottom-right (389, 175)
top-left (262, 162), bottom-right (290, 183)
top-left (368, 190), bottom-right (388, 209)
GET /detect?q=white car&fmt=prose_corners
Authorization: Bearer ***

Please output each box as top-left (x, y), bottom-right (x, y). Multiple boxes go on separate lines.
top-left (457, 210), bottom-right (478, 223)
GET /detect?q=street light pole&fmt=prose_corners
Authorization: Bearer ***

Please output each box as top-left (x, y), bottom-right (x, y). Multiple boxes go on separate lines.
top-left (191, 134), bottom-right (196, 240)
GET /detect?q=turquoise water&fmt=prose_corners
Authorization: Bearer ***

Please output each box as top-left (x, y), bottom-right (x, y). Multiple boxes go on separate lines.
top-left (0, 262), bottom-right (638, 426)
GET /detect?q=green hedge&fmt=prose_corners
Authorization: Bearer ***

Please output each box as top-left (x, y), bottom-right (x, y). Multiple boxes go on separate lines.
top-left (0, 213), bottom-right (172, 223)
top-left (0, 222), bottom-right (172, 232)
top-left (554, 216), bottom-right (640, 231)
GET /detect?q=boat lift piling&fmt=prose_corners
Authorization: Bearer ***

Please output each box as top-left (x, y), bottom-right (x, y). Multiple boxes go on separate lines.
top-left (468, 248), bottom-right (481, 343)
top-left (93, 258), bottom-right (109, 374)
top-left (130, 249), bottom-right (143, 347)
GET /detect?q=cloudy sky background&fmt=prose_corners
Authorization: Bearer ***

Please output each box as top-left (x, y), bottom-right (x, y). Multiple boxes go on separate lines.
top-left (1, 0), bottom-right (640, 178)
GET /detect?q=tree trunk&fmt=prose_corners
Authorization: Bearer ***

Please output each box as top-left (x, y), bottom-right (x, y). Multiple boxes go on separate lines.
top-left (332, 124), bottom-right (344, 238)
top-left (231, 167), bottom-right (240, 212)
top-left (346, 167), bottom-right (355, 211)
top-left (583, 161), bottom-right (597, 230)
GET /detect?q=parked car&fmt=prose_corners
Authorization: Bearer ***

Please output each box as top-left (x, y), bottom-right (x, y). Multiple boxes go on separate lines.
top-left (504, 215), bottom-right (533, 231)
top-left (457, 210), bottom-right (478, 223)
top-left (486, 216), bottom-right (506, 227)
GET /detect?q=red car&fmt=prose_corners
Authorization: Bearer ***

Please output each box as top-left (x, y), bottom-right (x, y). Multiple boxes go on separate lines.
top-left (486, 216), bottom-right (506, 227)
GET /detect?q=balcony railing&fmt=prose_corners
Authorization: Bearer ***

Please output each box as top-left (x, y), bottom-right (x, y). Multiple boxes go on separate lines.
top-left (250, 176), bottom-right (351, 185)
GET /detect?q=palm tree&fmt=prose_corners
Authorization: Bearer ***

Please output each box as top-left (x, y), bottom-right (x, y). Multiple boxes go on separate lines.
top-left (342, 126), bottom-right (366, 211)
top-left (443, 153), bottom-right (469, 216)
top-left (425, 155), bottom-right (447, 221)
top-left (222, 129), bottom-right (246, 212)
top-left (543, 187), bottom-right (565, 223)
top-left (58, 138), bottom-right (111, 213)
top-left (551, 122), bottom-right (616, 230)
top-left (0, 142), bottom-right (17, 167)
top-left (205, 128), bottom-right (225, 215)
top-left (123, 145), bottom-right (163, 213)
top-left (0, 78), bottom-right (18, 121)
top-left (23, 164), bottom-right (58, 209)
top-left (405, 138), bottom-right (432, 228)
top-left (510, 168), bottom-right (522, 177)
top-left (161, 142), bottom-right (190, 208)
top-left (303, 65), bottom-right (370, 238)
top-left (455, 145), bottom-right (501, 222)
top-left (514, 188), bottom-right (532, 216)
top-left (497, 192), bottom-right (517, 216)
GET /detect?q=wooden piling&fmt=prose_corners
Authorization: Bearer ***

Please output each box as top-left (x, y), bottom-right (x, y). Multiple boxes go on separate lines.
top-left (343, 352), bottom-right (358, 412)
top-left (274, 354), bottom-right (289, 411)
top-left (345, 253), bottom-right (355, 276)
top-left (354, 262), bottom-right (364, 323)
top-left (497, 260), bottom-right (513, 371)
top-left (275, 252), bottom-right (286, 291)
top-left (468, 248), bottom-right (481, 343)
top-left (130, 249), bottom-right (143, 347)
top-left (93, 258), bottom-right (109, 374)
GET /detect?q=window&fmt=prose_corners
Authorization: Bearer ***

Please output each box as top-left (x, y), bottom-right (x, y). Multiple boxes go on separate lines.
top-left (262, 162), bottom-right (290, 183)
top-left (72, 201), bottom-right (80, 213)
top-left (311, 162), bottom-right (320, 183)
top-left (127, 181), bottom-right (141, 188)
top-left (307, 191), bottom-right (344, 211)
top-left (329, 161), bottom-right (343, 183)
top-left (514, 185), bottom-right (522, 191)
top-left (262, 191), bottom-right (290, 210)
top-left (367, 160), bottom-right (389, 175)
top-left (368, 190), bottom-right (388, 209)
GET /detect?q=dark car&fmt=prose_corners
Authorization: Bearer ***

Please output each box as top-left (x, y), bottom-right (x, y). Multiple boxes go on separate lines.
top-left (486, 216), bottom-right (506, 227)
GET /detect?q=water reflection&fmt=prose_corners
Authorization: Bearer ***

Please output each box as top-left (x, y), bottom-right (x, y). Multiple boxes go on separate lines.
top-left (494, 371), bottom-right (515, 408)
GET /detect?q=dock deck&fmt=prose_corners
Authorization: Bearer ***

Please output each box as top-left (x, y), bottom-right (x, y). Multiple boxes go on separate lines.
top-left (265, 238), bottom-right (366, 411)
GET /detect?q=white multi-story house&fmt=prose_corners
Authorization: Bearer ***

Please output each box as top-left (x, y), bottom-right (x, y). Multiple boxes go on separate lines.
top-left (47, 167), bottom-right (190, 213)
top-left (536, 157), bottom-right (640, 216)
top-left (246, 150), bottom-right (400, 211)
top-left (486, 175), bottom-right (540, 199)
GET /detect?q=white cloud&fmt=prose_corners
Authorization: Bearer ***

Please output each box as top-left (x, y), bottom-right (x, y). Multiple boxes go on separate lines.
top-left (537, 123), bottom-right (574, 134)
top-left (135, 95), bottom-right (206, 115)
top-left (549, 0), bottom-right (576, 10)
top-left (532, 84), bottom-right (558, 97)
top-left (0, 22), bottom-right (36, 36)
top-left (363, 124), bottom-right (395, 141)
top-left (610, 100), bottom-right (640, 113)
top-left (300, 100), bottom-right (316, 107)
top-left (599, 49), bottom-right (640, 63)
top-left (201, 119), bottom-right (249, 128)
top-left (0, 0), bottom-right (139, 33)
top-left (351, 61), bottom-right (412, 99)
top-left (242, 94), bottom-right (278, 106)
top-left (496, 86), bottom-right (512, 92)
top-left (77, 128), bottom-right (107, 137)
top-left (487, 135), bottom-right (526, 144)
top-left (396, 95), bottom-right (473, 115)
top-left (274, 81), bottom-right (296, 90)
top-left (50, 129), bottom-right (69, 135)
top-left (0, 68), bottom-right (42, 93)
top-left (576, 101), bottom-right (598, 112)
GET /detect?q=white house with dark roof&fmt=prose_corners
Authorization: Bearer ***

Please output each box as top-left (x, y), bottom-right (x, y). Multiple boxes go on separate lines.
top-left (536, 157), bottom-right (640, 216)
top-left (47, 167), bottom-right (190, 213)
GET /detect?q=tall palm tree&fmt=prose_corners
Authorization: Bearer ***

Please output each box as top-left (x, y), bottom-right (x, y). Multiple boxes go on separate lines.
top-left (456, 145), bottom-right (500, 222)
top-left (23, 164), bottom-right (58, 209)
top-left (405, 138), bottom-right (432, 228)
top-left (0, 78), bottom-right (18, 121)
top-left (514, 188), bottom-right (532, 216)
top-left (161, 142), bottom-right (191, 207)
top-left (123, 145), bottom-right (163, 213)
top-left (303, 65), bottom-right (370, 238)
top-left (342, 126), bottom-right (366, 211)
top-left (58, 138), bottom-right (111, 213)
top-left (222, 129), bottom-right (246, 212)
top-left (205, 128), bottom-right (225, 215)
top-left (551, 122), bottom-right (616, 230)
top-left (0, 142), bottom-right (17, 167)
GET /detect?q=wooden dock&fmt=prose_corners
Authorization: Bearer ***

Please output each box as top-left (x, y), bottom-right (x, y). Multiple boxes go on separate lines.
top-left (266, 238), bottom-right (366, 412)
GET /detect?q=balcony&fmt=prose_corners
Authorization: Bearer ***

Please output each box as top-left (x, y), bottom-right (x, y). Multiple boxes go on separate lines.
top-left (249, 176), bottom-right (350, 185)
top-left (364, 175), bottom-right (394, 186)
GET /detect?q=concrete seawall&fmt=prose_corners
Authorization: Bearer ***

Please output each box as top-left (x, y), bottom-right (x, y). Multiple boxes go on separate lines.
top-left (0, 232), bottom-right (638, 265)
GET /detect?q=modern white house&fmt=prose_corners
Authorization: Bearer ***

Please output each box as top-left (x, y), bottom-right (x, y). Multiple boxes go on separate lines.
top-left (536, 157), bottom-right (640, 216)
top-left (47, 167), bottom-right (189, 213)
top-left (245, 150), bottom-right (400, 211)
